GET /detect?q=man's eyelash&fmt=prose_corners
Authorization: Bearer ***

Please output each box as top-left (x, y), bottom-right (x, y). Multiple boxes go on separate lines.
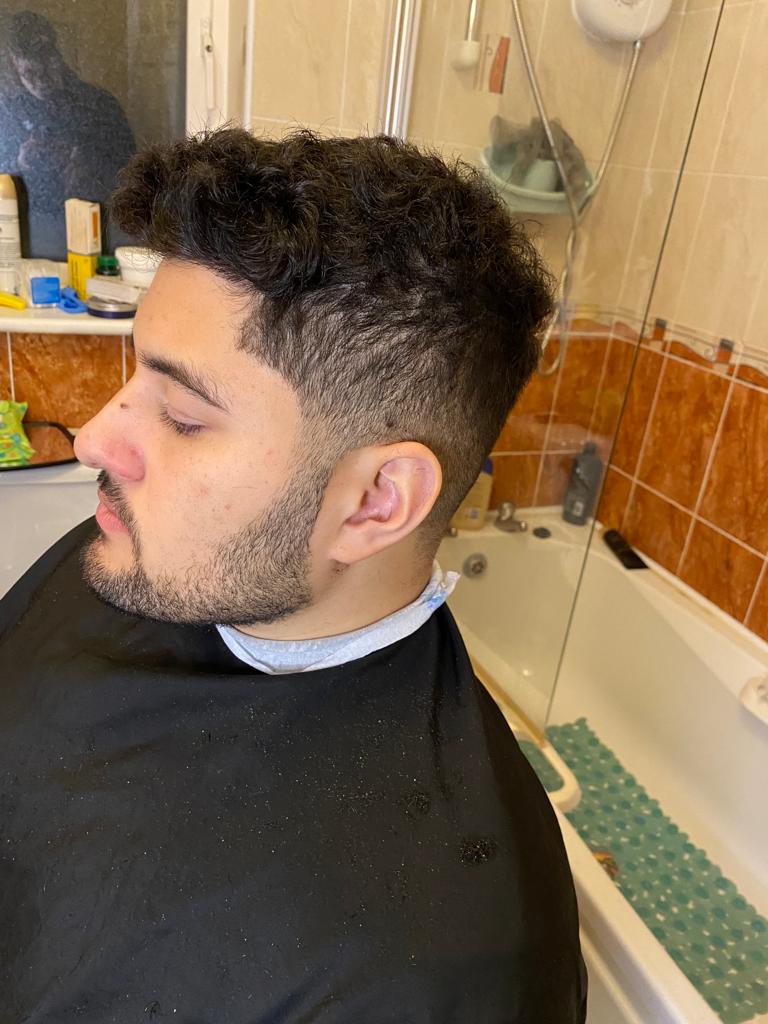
top-left (158, 408), bottom-right (204, 436)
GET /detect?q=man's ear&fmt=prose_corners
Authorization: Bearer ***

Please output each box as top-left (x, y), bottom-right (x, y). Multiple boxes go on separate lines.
top-left (327, 442), bottom-right (442, 565)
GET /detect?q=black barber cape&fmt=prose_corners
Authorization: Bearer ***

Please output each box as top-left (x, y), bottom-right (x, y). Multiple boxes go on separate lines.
top-left (0, 519), bottom-right (587, 1023)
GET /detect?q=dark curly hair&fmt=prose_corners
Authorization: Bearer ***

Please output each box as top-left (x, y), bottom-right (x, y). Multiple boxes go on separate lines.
top-left (111, 127), bottom-right (553, 555)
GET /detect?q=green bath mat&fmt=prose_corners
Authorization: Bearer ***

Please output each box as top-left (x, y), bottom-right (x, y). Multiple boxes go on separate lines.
top-left (522, 718), bottom-right (768, 1024)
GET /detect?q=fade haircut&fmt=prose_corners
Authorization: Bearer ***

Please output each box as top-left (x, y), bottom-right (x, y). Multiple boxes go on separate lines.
top-left (111, 127), bottom-right (553, 556)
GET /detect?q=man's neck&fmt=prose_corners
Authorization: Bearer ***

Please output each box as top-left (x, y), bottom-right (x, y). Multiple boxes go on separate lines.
top-left (233, 553), bottom-right (433, 642)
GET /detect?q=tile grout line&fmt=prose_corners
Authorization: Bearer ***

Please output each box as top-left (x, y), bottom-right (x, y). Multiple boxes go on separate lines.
top-left (120, 335), bottom-right (127, 387)
top-left (337, 0), bottom-right (354, 129)
top-left (743, 557), bottom-right (768, 631)
top-left (6, 331), bottom-right (15, 402)
top-left (645, 9), bottom-right (685, 171)
top-left (586, 335), bottom-right (613, 439)
top-left (675, 362), bottom-right (736, 575)
top-left (622, 347), bottom-right (669, 532)
top-left (531, 346), bottom-right (566, 505)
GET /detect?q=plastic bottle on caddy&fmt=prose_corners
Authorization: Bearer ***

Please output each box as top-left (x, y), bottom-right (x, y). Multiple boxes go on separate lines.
top-left (450, 458), bottom-right (494, 531)
top-left (562, 442), bottom-right (603, 525)
top-left (0, 175), bottom-right (21, 295)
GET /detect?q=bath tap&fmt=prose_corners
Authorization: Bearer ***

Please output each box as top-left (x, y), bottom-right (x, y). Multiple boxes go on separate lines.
top-left (494, 501), bottom-right (528, 532)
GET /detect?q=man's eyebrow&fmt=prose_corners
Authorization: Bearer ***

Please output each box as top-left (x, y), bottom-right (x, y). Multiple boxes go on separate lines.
top-left (134, 345), bottom-right (231, 413)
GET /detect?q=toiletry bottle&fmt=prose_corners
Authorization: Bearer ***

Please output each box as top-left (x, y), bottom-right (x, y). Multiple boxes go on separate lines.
top-left (563, 442), bottom-right (603, 525)
top-left (0, 175), bottom-right (21, 295)
top-left (450, 458), bottom-right (494, 531)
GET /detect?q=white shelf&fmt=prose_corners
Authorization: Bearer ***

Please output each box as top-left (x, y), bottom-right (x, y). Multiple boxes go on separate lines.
top-left (0, 305), bottom-right (133, 336)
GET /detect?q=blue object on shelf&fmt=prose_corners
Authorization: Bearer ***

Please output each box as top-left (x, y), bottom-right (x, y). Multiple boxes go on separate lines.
top-left (58, 287), bottom-right (87, 314)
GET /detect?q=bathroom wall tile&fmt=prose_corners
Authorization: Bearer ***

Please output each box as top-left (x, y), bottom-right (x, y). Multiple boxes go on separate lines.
top-left (650, 7), bottom-right (720, 172)
top-left (495, 366), bottom-right (558, 452)
top-left (744, 261), bottom-right (768, 354)
top-left (675, 176), bottom-right (768, 342)
top-left (637, 357), bottom-right (729, 508)
top-left (250, 0), bottom-right (348, 128)
top-left (679, 521), bottom-right (763, 622)
top-left (618, 170), bottom-right (678, 319)
top-left (734, 361), bottom-right (768, 390)
top-left (340, 0), bottom-right (390, 133)
top-left (0, 334), bottom-right (10, 398)
top-left (699, 380), bottom-right (768, 552)
top-left (550, 337), bottom-right (606, 450)
top-left (622, 483), bottom-right (692, 574)
top-left (124, 335), bottom-right (136, 383)
top-left (596, 466), bottom-right (631, 531)
top-left (666, 337), bottom-right (719, 369)
top-left (433, 0), bottom-right (523, 150)
top-left (590, 337), bottom-right (636, 449)
top-left (745, 568), bottom-right (768, 643)
top-left (489, 452), bottom-right (540, 508)
top-left (610, 347), bottom-right (664, 474)
top-left (610, 13), bottom-right (681, 169)
top-left (408, 0), bottom-right (453, 141)
top-left (26, 424), bottom-right (76, 466)
top-left (534, 0), bottom-right (628, 166)
top-left (650, 172), bottom-right (708, 320)
top-left (573, 166), bottom-right (644, 311)
top-left (536, 452), bottom-right (576, 507)
top-left (685, 3), bottom-right (755, 173)
top-left (11, 333), bottom-right (123, 427)
top-left (713, 2), bottom-right (768, 176)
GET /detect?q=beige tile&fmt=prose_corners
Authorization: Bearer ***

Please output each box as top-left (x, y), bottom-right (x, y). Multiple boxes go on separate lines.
top-left (685, 3), bottom-right (754, 173)
top-left (713, 2), bottom-right (768, 175)
top-left (534, 0), bottom-right (629, 167)
top-left (744, 258), bottom-right (768, 353)
top-left (618, 170), bottom-right (678, 318)
top-left (478, 0), bottom-right (543, 140)
top-left (250, 0), bottom-right (349, 127)
top-left (340, 0), bottom-right (391, 133)
top-left (650, 171), bottom-right (708, 318)
top-left (409, 0), bottom-right (453, 140)
top-left (675, 175), bottom-right (768, 340)
top-left (650, 7), bottom-right (720, 172)
top-left (610, 13), bottom-right (683, 170)
top-left (571, 166), bottom-right (645, 310)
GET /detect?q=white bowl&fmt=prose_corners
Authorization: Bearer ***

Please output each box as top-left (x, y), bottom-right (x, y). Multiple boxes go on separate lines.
top-left (114, 246), bottom-right (162, 288)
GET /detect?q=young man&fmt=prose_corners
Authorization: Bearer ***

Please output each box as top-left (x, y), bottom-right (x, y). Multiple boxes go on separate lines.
top-left (0, 129), bottom-right (587, 1022)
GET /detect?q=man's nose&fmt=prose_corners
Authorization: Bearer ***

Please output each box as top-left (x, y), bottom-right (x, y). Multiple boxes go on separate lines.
top-left (74, 395), bottom-right (144, 483)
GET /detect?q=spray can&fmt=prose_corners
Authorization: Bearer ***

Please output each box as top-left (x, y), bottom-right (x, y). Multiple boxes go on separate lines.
top-left (0, 175), bottom-right (21, 295)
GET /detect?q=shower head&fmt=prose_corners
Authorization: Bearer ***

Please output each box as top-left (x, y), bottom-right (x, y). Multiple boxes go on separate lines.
top-left (572, 0), bottom-right (673, 43)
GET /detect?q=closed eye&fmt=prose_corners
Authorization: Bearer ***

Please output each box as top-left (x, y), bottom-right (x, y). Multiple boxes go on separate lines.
top-left (158, 407), bottom-right (205, 437)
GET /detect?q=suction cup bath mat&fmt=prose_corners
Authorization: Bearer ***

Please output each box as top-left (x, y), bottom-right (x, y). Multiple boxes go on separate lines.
top-left (522, 718), bottom-right (768, 1024)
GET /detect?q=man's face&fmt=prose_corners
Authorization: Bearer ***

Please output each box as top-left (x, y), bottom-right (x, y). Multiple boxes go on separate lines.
top-left (74, 260), bottom-right (331, 628)
top-left (11, 54), bottom-right (56, 99)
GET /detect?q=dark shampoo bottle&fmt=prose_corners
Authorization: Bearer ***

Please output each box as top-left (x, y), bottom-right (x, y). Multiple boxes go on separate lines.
top-left (562, 442), bottom-right (604, 525)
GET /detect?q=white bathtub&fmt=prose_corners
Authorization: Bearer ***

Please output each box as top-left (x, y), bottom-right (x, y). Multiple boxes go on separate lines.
top-left (3, 466), bottom-right (767, 1024)
top-left (439, 514), bottom-right (768, 1024)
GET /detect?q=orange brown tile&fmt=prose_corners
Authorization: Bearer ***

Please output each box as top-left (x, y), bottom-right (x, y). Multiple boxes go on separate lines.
top-left (0, 333), bottom-right (10, 398)
top-left (637, 358), bottom-right (729, 508)
top-left (590, 337), bottom-right (635, 442)
top-left (678, 521), bottom-right (763, 622)
top-left (734, 362), bottom-right (768, 389)
top-left (699, 380), bottom-right (768, 552)
top-left (610, 348), bottom-right (664, 475)
top-left (536, 452), bottom-right (576, 507)
top-left (489, 453), bottom-right (540, 509)
top-left (550, 337), bottom-right (606, 450)
top-left (10, 333), bottom-right (123, 427)
top-left (745, 569), bottom-right (768, 643)
top-left (622, 484), bottom-right (692, 574)
top-left (26, 424), bottom-right (77, 465)
top-left (597, 467), bottom-right (631, 531)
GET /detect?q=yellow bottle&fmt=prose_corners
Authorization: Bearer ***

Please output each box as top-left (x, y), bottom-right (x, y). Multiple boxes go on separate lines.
top-left (450, 458), bottom-right (494, 531)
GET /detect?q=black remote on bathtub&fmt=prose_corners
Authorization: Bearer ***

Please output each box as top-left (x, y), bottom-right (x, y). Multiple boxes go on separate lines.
top-left (602, 529), bottom-right (648, 570)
